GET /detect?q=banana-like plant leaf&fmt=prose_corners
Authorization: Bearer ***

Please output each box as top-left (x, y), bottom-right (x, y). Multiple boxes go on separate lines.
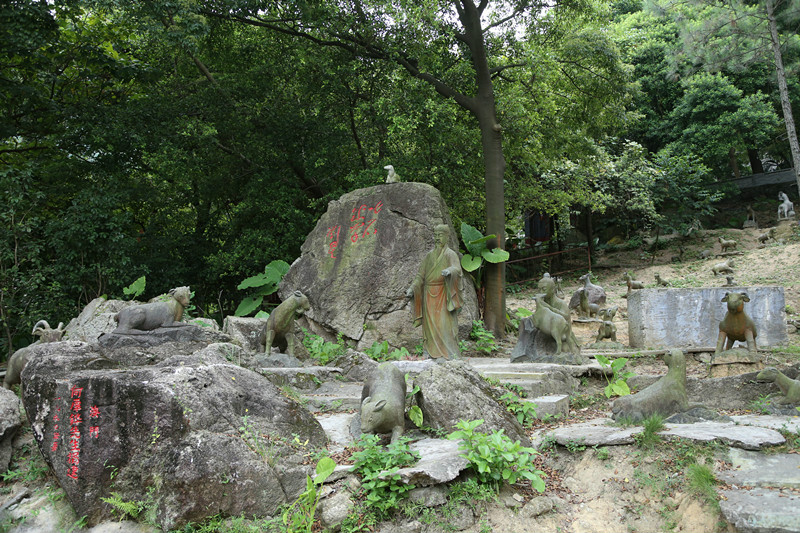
top-left (481, 248), bottom-right (510, 263)
top-left (235, 296), bottom-right (263, 316)
top-left (461, 254), bottom-right (483, 272)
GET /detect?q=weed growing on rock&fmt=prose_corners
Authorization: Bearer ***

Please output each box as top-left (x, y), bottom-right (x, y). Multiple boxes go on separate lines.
top-left (400, 478), bottom-right (496, 531)
top-left (595, 354), bottom-right (635, 398)
top-left (281, 456), bottom-right (336, 533)
top-left (635, 414), bottom-right (665, 449)
top-left (364, 340), bottom-right (410, 362)
top-left (448, 419), bottom-right (545, 491)
top-left (498, 392), bottom-right (537, 428)
top-left (302, 329), bottom-right (345, 365)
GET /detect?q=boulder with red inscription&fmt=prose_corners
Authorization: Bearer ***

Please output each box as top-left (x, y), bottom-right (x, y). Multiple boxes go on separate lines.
top-left (22, 341), bottom-right (326, 530)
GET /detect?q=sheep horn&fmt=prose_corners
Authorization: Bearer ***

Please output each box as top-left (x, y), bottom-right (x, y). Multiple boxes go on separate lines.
top-left (32, 320), bottom-right (50, 335)
top-left (56, 322), bottom-right (65, 331)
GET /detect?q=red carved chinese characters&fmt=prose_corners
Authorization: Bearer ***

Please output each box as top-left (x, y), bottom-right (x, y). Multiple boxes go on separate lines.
top-left (66, 386), bottom-right (83, 480)
top-left (51, 398), bottom-right (62, 452)
top-left (89, 404), bottom-right (100, 439)
top-left (348, 200), bottom-right (383, 244)
top-left (326, 226), bottom-right (341, 259)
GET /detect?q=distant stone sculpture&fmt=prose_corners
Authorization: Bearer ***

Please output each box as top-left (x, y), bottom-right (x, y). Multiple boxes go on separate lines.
top-left (113, 287), bottom-right (191, 334)
top-left (612, 349), bottom-right (689, 423)
top-left (712, 259), bottom-right (734, 276)
top-left (758, 228), bottom-right (775, 244)
top-left (596, 320), bottom-right (617, 343)
top-left (531, 294), bottom-right (580, 355)
top-left (406, 224), bottom-right (463, 359)
top-left (778, 191), bottom-right (795, 219)
top-left (360, 362), bottom-right (407, 442)
top-left (384, 164), bottom-right (400, 183)
top-left (654, 273), bottom-right (669, 287)
top-left (718, 236), bottom-right (737, 253)
top-left (623, 273), bottom-right (644, 297)
top-left (699, 249), bottom-right (712, 260)
top-left (569, 272), bottom-right (606, 310)
top-left (744, 204), bottom-right (757, 228)
top-left (599, 306), bottom-right (618, 321)
top-left (715, 292), bottom-right (758, 357)
top-left (3, 320), bottom-right (65, 389)
top-left (577, 288), bottom-right (599, 319)
top-left (264, 290), bottom-right (310, 357)
top-left (756, 367), bottom-right (800, 405)
top-left (724, 276), bottom-right (737, 287)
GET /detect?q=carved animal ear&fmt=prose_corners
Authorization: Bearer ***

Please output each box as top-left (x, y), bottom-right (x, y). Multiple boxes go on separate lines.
top-left (721, 293), bottom-right (730, 302)
top-left (740, 293), bottom-right (750, 302)
top-left (169, 288), bottom-right (176, 295)
top-left (362, 396), bottom-right (371, 406)
top-left (374, 399), bottom-right (387, 411)
top-left (294, 290), bottom-right (302, 298)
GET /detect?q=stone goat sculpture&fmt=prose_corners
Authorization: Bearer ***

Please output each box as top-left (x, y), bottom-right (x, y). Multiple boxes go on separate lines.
top-left (384, 165), bottom-right (400, 183)
top-left (599, 306), bottom-right (618, 321)
top-left (715, 292), bottom-right (758, 357)
top-left (712, 259), bottom-right (734, 276)
top-left (113, 286), bottom-right (191, 334)
top-left (778, 191), bottom-right (795, 219)
top-left (577, 289), bottom-right (599, 319)
top-left (360, 362), bottom-right (407, 442)
top-left (264, 291), bottom-right (311, 358)
top-left (654, 273), bottom-right (669, 287)
top-left (758, 228), bottom-right (775, 244)
top-left (569, 271), bottom-right (606, 310)
top-left (4, 320), bottom-right (65, 389)
top-left (596, 321), bottom-right (617, 343)
top-left (718, 236), bottom-right (737, 253)
top-left (624, 272), bottom-right (644, 291)
top-left (612, 349), bottom-right (689, 423)
top-left (532, 294), bottom-right (580, 355)
top-left (756, 367), bottom-right (800, 405)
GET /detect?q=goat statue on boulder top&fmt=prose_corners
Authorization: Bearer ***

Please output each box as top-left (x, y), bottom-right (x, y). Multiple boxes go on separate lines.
top-left (113, 286), bottom-right (191, 334)
top-left (4, 320), bottom-right (65, 389)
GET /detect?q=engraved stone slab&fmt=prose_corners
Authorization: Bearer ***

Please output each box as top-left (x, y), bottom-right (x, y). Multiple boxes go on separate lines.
top-left (627, 287), bottom-right (787, 349)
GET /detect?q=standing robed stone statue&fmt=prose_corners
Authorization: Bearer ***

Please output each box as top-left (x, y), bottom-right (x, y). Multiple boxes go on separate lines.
top-left (406, 224), bottom-right (463, 359)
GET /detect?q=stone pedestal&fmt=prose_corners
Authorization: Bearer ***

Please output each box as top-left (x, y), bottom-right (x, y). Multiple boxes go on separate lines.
top-left (628, 287), bottom-right (787, 349)
top-left (709, 348), bottom-right (763, 378)
top-left (511, 317), bottom-right (588, 365)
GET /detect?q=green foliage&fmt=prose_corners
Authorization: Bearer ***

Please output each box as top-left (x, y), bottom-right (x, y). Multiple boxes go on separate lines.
top-left (122, 276), bottom-right (146, 299)
top-left (364, 340), bottom-right (409, 362)
top-left (750, 394), bottom-right (772, 414)
top-left (595, 354), bottom-right (636, 398)
top-left (448, 419), bottom-right (546, 490)
top-left (281, 457), bottom-right (336, 533)
top-left (237, 410), bottom-right (275, 465)
top-left (101, 492), bottom-right (144, 519)
top-left (564, 438), bottom-right (587, 454)
top-left (2, 446), bottom-right (50, 483)
top-left (459, 223), bottom-right (510, 289)
top-left (302, 330), bottom-right (346, 366)
top-left (635, 414), bottom-right (665, 449)
top-left (470, 320), bottom-right (497, 354)
top-left (409, 405), bottom-right (424, 428)
top-left (350, 434), bottom-right (420, 519)
top-left (498, 392), bottom-right (538, 428)
top-left (687, 463), bottom-right (718, 507)
top-left (235, 260), bottom-right (291, 317)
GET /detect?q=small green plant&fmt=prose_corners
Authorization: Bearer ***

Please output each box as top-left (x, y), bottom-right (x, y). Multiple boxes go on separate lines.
top-left (237, 410), bottom-right (274, 465)
top-left (281, 456), bottom-right (336, 533)
top-left (100, 492), bottom-right (144, 519)
top-left (750, 394), bottom-right (772, 414)
top-left (350, 434), bottom-right (420, 518)
top-left (564, 438), bottom-right (587, 454)
top-left (470, 320), bottom-right (497, 354)
top-left (302, 330), bottom-right (346, 365)
top-left (235, 260), bottom-right (290, 317)
top-left (409, 405), bottom-right (424, 428)
top-left (448, 419), bottom-right (546, 490)
top-left (364, 340), bottom-right (410, 362)
top-left (687, 463), bottom-right (718, 508)
top-left (122, 275), bottom-right (146, 299)
top-left (635, 414), bottom-right (665, 449)
top-left (498, 392), bottom-right (537, 428)
top-left (595, 446), bottom-right (611, 460)
top-left (595, 354), bottom-right (636, 398)
top-left (2, 447), bottom-right (50, 483)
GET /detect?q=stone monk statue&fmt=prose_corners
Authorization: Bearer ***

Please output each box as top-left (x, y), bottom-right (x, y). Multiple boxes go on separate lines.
top-left (406, 224), bottom-right (463, 359)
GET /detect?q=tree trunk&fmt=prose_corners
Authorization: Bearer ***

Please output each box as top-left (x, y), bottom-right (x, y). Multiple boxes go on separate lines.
top-left (766, 0), bottom-right (800, 195)
top-left (748, 148), bottom-right (764, 174)
top-left (729, 147), bottom-right (741, 179)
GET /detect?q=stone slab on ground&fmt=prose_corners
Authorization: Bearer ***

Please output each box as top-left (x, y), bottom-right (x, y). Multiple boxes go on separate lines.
top-left (465, 357), bottom-right (607, 377)
top-left (392, 438), bottom-right (470, 487)
top-left (302, 382), bottom-right (363, 413)
top-left (548, 419), bottom-right (640, 447)
top-left (718, 448), bottom-right (800, 488)
top-left (719, 487), bottom-right (800, 533)
top-left (526, 395), bottom-right (569, 419)
top-left (730, 414), bottom-right (800, 433)
top-left (258, 366), bottom-right (343, 390)
top-left (660, 422), bottom-right (785, 450)
top-left (627, 287), bottom-right (787, 349)
top-left (316, 413), bottom-right (357, 452)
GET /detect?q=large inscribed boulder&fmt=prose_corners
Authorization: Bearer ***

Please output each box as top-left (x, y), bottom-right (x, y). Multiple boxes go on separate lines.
top-left (280, 183), bottom-right (478, 350)
top-left (22, 341), bottom-right (326, 530)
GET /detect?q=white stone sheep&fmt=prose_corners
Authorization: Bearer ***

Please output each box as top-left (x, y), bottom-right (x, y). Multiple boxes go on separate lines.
top-left (532, 294), bottom-right (580, 355)
top-left (384, 165), bottom-right (400, 183)
top-left (778, 191), bottom-right (795, 219)
top-left (712, 259), bottom-right (734, 276)
top-left (112, 286), bottom-right (191, 334)
top-left (4, 320), bottom-right (65, 389)
top-left (718, 236), bottom-right (737, 253)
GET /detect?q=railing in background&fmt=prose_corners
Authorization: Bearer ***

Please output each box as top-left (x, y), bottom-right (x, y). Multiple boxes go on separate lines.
top-left (505, 246), bottom-right (591, 287)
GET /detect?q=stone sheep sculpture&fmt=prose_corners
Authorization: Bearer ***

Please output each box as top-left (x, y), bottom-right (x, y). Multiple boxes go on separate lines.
top-left (4, 320), bottom-right (65, 389)
top-left (599, 306), bottom-right (618, 321)
top-left (624, 272), bottom-right (644, 291)
top-left (758, 228), bottom-right (775, 244)
top-left (756, 367), bottom-right (800, 405)
top-left (384, 165), bottom-right (400, 183)
top-left (718, 236), bottom-right (737, 253)
top-left (360, 362), bottom-right (407, 442)
top-left (611, 349), bottom-right (689, 423)
top-left (715, 292), bottom-right (758, 357)
top-left (577, 289), bottom-right (599, 319)
top-left (532, 294), bottom-right (580, 355)
top-left (778, 191), bottom-right (795, 219)
top-left (712, 259), bottom-right (734, 276)
top-left (264, 290), bottom-right (310, 357)
top-left (596, 321), bottom-right (617, 343)
top-left (113, 286), bottom-right (191, 334)
top-left (569, 272), bottom-right (606, 310)
top-left (654, 273), bottom-right (669, 287)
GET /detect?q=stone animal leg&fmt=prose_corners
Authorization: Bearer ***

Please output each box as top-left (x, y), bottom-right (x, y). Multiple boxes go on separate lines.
top-left (610, 331), bottom-right (617, 342)
top-left (725, 338), bottom-right (735, 350)
top-left (745, 330), bottom-right (757, 353)
top-left (715, 331), bottom-right (727, 355)
top-left (554, 334), bottom-right (563, 355)
top-left (390, 425), bottom-right (404, 443)
top-left (264, 329), bottom-right (275, 354)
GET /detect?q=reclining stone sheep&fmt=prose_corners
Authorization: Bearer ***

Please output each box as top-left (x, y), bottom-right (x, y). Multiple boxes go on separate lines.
top-left (4, 320), bottom-right (65, 389)
top-left (712, 259), bottom-right (734, 276)
top-left (113, 286), bottom-right (191, 334)
top-left (756, 367), bottom-right (800, 405)
top-left (715, 292), bottom-right (757, 357)
top-left (532, 294), bottom-right (580, 355)
top-left (718, 236), bottom-right (737, 253)
top-left (611, 349), bottom-right (689, 423)
top-left (264, 290), bottom-right (310, 357)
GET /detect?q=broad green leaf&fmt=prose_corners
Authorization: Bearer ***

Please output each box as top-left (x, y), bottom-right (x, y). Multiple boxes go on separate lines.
top-left (265, 259), bottom-right (291, 277)
top-left (596, 354), bottom-right (610, 367)
top-left (237, 272), bottom-right (271, 290)
top-left (254, 310), bottom-right (270, 319)
top-left (461, 254), bottom-right (483, 272)
top-left (314, 457), bottom-right (336, 483)
top-left (460, 222), bottom-right (484, 256)
top-left (611, 381), bottom-right (631, 396)
top-left (123, 275), bottom-right (146, 298)
top-left (234, 296), bottom-right (263, 316)
top-left (409, 406), bottom-right (423, 428)
top-left (531, 475), bottom-right (546, 492)
top-left (481, 247), bottom-right (510, 263)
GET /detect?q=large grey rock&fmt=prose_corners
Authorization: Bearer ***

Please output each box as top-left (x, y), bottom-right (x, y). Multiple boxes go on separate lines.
top-left (63, 298), bottom-right (136, 343)
top-left (392, 438), bottom-right (470, 487)
top-left (686, 372), bottom-right (782, 410)
top-left (549, 419), bottom-right (640, 447)
top-left (96, 325), bottom-right (232, 361)
top-left (660, 422), bottom-right (784, 450)
top-left (511, 318), bottom-right (589, 365)
top-left (719, 487), bottom-right (800, 533)
top-left (0, 388), bottom-right (22, 472)
top-left (222, 316), bottom-right (267, 352)
top-left (413, 361), bottom-right (531, 446)
top-left (628, 287), bottom-right (787, 349)
top-left (278, 183), bottom-right (478, 350)
top-left (21, 341), bottom-right (327, 530)
top-left (730, 414), bottom-right (800, 433)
